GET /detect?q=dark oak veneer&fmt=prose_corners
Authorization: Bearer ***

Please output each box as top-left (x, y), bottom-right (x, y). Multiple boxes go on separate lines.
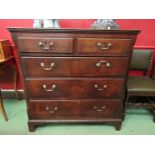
top-left (26, 78), bottom-right (125, 99)
top-left (77, 38), bottom-right (132, 54)
top-left (28, 99), bottom-right (123, 119)
top-left (8, 28), bottom-right (139, 131)
top-left (18, 37), bottom-right (73, 53)
top-left (22, 57), bottom-right (129, 77)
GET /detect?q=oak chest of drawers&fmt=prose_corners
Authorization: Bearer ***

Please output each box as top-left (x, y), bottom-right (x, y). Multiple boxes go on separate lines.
top-left (8, 28), bottom-right (139, 131)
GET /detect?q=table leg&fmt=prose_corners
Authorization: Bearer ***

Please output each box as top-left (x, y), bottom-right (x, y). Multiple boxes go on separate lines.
top-left (0, 90), bottom-right (8, 121)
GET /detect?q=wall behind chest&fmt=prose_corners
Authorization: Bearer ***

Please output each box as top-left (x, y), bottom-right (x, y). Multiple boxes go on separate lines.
top-left (0, 19), bottom-right (155, 89)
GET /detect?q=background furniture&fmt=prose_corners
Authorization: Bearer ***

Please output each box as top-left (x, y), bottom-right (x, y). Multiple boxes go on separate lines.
top-left (0, 56), bottom-right (19, 121)
top-left (0, 54), bottom-right (20, 100)
top-left (0, 40), bottom-right (13, 121)
top-left (0, 39), bottom-right (20, 99)
top-left (126, 49), bottom-right (155, 122)
top-left (0, 41), bottom-right (21, 120)
top-left (0, 40), bottom-right (12, 60)
top-left (0, 58), bottom-right (14, 121)
top-left (8, 28), bottom-right (139, 131)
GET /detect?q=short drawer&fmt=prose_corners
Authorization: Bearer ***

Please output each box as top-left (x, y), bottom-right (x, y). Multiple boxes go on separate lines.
top-left (22, 57), bottom-right (128, 77)
top-left (26, 78), bottom-right (125, 99)
top-left (77, 38), bottom-right (132, 54)
top-left (17, 37), bottom-right (73, 53)
top-left (28, 99), bottom-right (123, 119)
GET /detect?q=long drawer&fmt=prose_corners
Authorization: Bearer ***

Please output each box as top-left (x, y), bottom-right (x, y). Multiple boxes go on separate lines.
top-left (28, 99), bottom-right (123, 119)
top-left (26, 78), bottom-right (125, 99)
top-left (17, 37), bottom-right (73, 53)
top-left (77, 38), bottom-right (132, 54)
top-left (22, 57), bottom-right (128, 77)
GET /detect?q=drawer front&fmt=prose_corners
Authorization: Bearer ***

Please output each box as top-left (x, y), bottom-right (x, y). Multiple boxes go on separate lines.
top-left (26, 78), bottom-right (125, 99)
top-left (22, 57), bottom-right (128, 77)
top-left (28, 99), bottom-right (123, 119)
top-left (17, 37), bottom-right (73, 53)
top-left (77, 38), bottom-right (132, 54)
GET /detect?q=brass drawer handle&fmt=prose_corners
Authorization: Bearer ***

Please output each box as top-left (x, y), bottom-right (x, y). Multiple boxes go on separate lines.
top-left (94, 84), bottom-right (107, 91)
top-left (42, 84), bottom-right (56, 92)
top-left (96, 60), bottom-right (111, 67)
top-left (45, 106), bottom-right (58, 114)
top-left (97, 42), bottom-right (112, 50)
top-left (40, 62), bottom-right (55, 70)
top-left (93, 105), bottom-right (106, 112)
top-left (38, 41), bottom-right (54, 50)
